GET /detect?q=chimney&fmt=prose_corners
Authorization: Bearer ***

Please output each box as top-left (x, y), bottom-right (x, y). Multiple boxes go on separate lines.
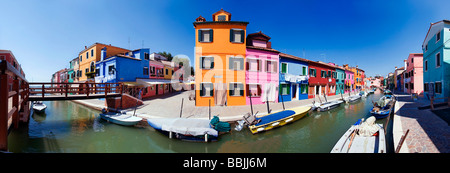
top-left (85, 46), bottom-right (87, 49)
top-left (395, 66), bottom-right (397, 70)
top-left (404, 59), bottom-right (407, 69)
top-left (101, 47), bottom-right (107, 61)
top-left (267, 42), bottom-right (272, 49)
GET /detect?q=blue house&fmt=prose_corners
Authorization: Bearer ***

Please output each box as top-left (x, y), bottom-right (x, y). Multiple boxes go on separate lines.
top-left (278, 53), bottom-right (309, 102)
top-left (334, 65), bottom-right (345, 95)
top-left (95, 47), bottom-right (150, 84)
top-left (422, 20), bottom-right (450, 99)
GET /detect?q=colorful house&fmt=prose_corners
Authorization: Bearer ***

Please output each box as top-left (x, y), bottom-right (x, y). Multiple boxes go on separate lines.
top-left (279, 53), bottom-right (309, 102)
top-left (329, 63), bottom-right (345, 95)
top-left (95, 48), bottom-right (150, 83)
top-left (405, 53), bottom-right (424, 95)
top-left (422, 20), bottom-right (450, 99)
top-left (78, 42), bottom-right (130, 82)
top-left (394, 66), bottom-right (405, 92)
top-left (67, 57), bottom-right (79, 83)
top-left (194, 9), bottom-right (249, 106)
top-left (343, 65), bottom-right (355, 94)
top-left (308, 61), bottom-right (337, 99)
top-left (0, 50), bottom-right (25, 91)
top-left (245, 31), bottom-right (280, 105)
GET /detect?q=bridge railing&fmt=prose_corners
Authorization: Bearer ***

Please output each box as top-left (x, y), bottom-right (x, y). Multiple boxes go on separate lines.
top-left (0, 60), bottom-right (29, 151)
top-left (28, 82), bottom-right (123, 99)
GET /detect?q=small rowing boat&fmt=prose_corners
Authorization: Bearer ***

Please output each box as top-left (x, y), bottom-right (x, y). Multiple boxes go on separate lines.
top-left (244, 106), bottom-right (311, 134)
top-left (331, 116), bottom-right (386, 153)
top-left (313, 100), bottom-right (343, 112)
top-left (344, 95), bottom-right (361, 103)
top-left (32, 101), bottom-right (47, 113)
top-left (147, 116), bottom-right (230, 142)
top-left (370, 95), bottom-right (394, 119)
top-left (99, 111), bottom-right (143, 126)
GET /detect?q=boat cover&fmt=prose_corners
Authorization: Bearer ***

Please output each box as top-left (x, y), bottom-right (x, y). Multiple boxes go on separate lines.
top-left (357, 116), bottom-right (380, 137)
top-left (255, 110), bottom-right (296, 126)
top-left (147, 118), bottom-right (218, 137)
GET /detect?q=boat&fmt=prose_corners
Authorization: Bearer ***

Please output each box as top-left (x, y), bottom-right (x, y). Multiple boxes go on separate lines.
top-left (99, 111), bottom-right (143, 126)
top-left (383, 89), bottom-right (393, 95)
top-left (243, 106), bottom-right (311, 134)
top-left (32, 101), bottom-right (47, 113)
top-left (370, 95), bottom-right (394, 119)
top-left (344, 95), bottom-right (361, 103)
top-left (147, 116), bottom-right (230, 142)
top-left (331, 116), bottom-right (386, 153)
top-left (313, 100), bottom-right (343, 112)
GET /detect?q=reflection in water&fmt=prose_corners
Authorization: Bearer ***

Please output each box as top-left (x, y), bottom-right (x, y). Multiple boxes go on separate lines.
top-left (8, 92), bottom-right (389, 153)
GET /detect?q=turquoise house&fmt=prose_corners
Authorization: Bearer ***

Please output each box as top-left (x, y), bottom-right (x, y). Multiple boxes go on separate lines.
top-left (335, 66), bottom-right (345, 95)
top-left (422, 20), bottom-right (450, 99)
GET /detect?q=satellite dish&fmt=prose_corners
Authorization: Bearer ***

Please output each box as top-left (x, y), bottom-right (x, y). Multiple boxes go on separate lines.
top-left (328, 78), bottom-right (332, 82)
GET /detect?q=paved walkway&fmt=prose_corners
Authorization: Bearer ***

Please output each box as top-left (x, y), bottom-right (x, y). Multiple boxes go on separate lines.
top-left (393, 92), bottom-right (450, 153)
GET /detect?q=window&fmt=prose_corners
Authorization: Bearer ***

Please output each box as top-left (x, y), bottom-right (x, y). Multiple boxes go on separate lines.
top-left (144, 53), bottom-right (149, 60)
top-left (218, 15), bottom-right (226, 21)
top-left (90, 62), bottom-right (95, 72)
top-left (91, 49), bottom-right (94, 57)
top-left (436, 52), bottom-right (441, 67)
top-left (436, 31), bottom-right (441, 42)
top-left (150, 66), bottom-right (155, 75)
top-left (200, 83), bottom-right (213, 97)
top-left (425, 44), bottom-right (428, 52)
top-left (411, 57), bottom-right (414, 63)
top-left (108, 65), bottom-right (115, 75)
top-left (327, 70), bottom-right (331, 78)
top-left (230, 29), bottom-right (245, 43)
top-left (80, 55), bottom-right (82, 62)
top-left (425, 60), bottom-right (428, 71)
top-left (301, 84), bottom-right (308, 94)
top-left (86, 52), bottom-right (88, 59)
top-left (411, 83), bottom-right (414, 89)
top-left (281, 63), bottom-right (288, 73)
top-left (229, 83), bottom-right (244, 96)
top-left (143, 67), bottom-right (149, 75)
top-left (321, 70), bottom-right (326, 78)
top-left (200, 56), bottom-right (214, 69)
top-left (435, 82), bottom-right (442, 94)
top-left (246, 58), bottom-right (261, 71)
top-left (229, 57), bottom-right (244, 70)
top-left (165, 68), bottom-right (169, 75)
top-left (309, 68), bottom-right (316, 77)
top-left (95, 68), bottom-right (100, 76)
top-left (198, 29), bottom-right (213, 42)
top-left (246, 84), bottom-right (262, 97)
top-left (302, 66), bottom-right (307, 76)
top-left (424, 83), bottom-right (428, 92)
top-left (280, 84), bottom-right (290, 95)
top-left (266, 60), bottom-right (277, 73)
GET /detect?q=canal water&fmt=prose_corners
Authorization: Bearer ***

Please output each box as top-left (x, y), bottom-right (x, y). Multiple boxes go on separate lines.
top-left (8, 91), bottom-right (394, 153)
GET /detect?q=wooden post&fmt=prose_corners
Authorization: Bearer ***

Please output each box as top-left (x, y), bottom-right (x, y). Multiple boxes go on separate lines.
top-left (395, 129), bottom-right (410, 153)
top-left (12, 78), bottom-right (19, 129)
top-left (65, 84), bottom-right (68, 98)
top-left (86, 83), bottom-right (90, 97)
top-left (105, 84), bottom-right (108, 98)
top-left (42, 84), bottom-right (45, 98)
top-left (0, 73), bottom-right (9, 151)
top-left (430, 96), bottom-right (434, 110)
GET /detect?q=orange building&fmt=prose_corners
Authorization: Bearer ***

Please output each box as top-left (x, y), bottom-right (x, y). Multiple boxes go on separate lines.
top-left (78, 42), bottom-right (130, 82)
top-left (193, 9), bottom-right (249, 106)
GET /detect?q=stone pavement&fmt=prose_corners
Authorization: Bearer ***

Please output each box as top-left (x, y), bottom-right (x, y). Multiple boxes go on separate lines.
top-left (393, 92), bottom-right (450, 153)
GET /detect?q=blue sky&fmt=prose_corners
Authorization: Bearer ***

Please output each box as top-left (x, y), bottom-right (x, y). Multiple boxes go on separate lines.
top-left (1, 0), bottom-right (449, 82)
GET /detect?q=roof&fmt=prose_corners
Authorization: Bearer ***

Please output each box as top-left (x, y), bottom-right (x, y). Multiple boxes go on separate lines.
top-left (247, 31), bottom-right (271, 41)
top-left (279, 53), bottom-right (309, 62)
top-left (193, 21), bottom-right (249, 27)
top-left (308, 60), bottom-right (338, 69)
top-left (246, 46), bottom-right (280, 53)
top-left (422, 20), bottom-right (450, 47)
top-left (212, 8), bottom-right (232, 21)
top-left (78, 42), bottom-right (130, 54)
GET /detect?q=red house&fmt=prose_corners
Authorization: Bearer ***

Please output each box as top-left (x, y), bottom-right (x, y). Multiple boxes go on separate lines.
top-left (308, 61), bottom-right (337, 99)
top-left (0, 50), bottom-right (25, 92)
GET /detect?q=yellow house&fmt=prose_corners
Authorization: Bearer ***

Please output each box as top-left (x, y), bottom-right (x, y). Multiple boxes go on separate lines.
top-left (194, 9), bottom-right (248, 106)
top-left (78, 42), bottom-right (130, 82)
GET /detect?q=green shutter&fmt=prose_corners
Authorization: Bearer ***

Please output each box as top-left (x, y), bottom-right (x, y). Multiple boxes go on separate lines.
top-left (281, 63), bottom-right (287, 73)
top-left (302, 66), bottom-right (306, 75)
top-left (230, 29), bottom-right (234, 42)
top-left (240, 30), bottom-right (245, 43)
top-left (209, 29), bottom-right (213, 42)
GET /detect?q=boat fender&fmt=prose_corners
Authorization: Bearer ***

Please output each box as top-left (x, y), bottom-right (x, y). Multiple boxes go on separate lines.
top-left (285, 118), bottom-right (294, 123)
top-left (271, 122), bottom-right (280, 126)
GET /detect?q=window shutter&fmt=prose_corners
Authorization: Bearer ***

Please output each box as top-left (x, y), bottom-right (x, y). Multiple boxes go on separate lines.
top-left (229, 57), bottom-right (233, 70)
top-left (230, 29), bottom-right (234, 42)
top-left (198, 30), bottom-right (202, 42)
top-left (210, 85), bottom-right (214, 97)
top-left (240, 30), bottom-right (245, 43)
top-left (210, 57), bottom-right (214, 68)
top-left (200, 57), bottom-right (204, 68)
top-left (246, 61), bottom-right (249, 71)
top-left (209, 29), bottom-right (213, 42)
top-left (200, 84), bottom-right (205, 96)
top-left (240, 85), bottom-right (244, 96)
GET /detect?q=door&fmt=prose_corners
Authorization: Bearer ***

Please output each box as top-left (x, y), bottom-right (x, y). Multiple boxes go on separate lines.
top-left (292, 84), bottom-right (297, 100)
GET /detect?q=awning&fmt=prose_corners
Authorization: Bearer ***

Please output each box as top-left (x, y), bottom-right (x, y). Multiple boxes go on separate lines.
top-left (123, 82), bottom-right (144, 87)
top-left (136, 78), bottom-right (175, 86)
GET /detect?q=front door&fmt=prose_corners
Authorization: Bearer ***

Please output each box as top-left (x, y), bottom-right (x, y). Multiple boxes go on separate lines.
top-left (292, 84), bottom-right (297, 100)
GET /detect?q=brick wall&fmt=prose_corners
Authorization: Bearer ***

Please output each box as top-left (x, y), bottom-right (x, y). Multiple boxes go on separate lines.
top-left (106, 94), bottom-right (143, 110)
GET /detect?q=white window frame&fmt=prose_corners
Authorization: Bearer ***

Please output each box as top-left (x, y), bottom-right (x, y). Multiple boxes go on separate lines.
top-left (436, 52), bottom-right (441, 68)
top-left (246, 83), bottom-right (262, 97)
top-left (266, 60), bottom-right (277, 73)
top-left (229, 82), bottom-right (244, 97)
top-left (200, 82), bottom-right (213, 97)
top-left (229, 56), bottom-right (244, 71)
top-left (200, 56), bottom-right (214, 70)
top-left (246, 57), bottom-right (261, 72)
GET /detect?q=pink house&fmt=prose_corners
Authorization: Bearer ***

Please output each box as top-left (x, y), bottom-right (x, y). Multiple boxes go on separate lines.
top-left (405, 53), bottom-right (424, 95)
top-left (245, 32), bottom-right (280, 105)
top-left (343, 65), bottom-right (354, 94)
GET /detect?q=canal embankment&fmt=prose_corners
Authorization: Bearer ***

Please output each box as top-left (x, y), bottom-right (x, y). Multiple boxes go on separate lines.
top-left (392, 93), bottom-right (450, 153)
